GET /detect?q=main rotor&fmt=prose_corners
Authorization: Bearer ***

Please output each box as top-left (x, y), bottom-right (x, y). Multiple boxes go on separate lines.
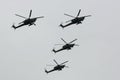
top-left (15, 10), bottom-right (44, 19)
top-left (64, 9), bottom-right (91, 23)
top-left (55, 38), bottom-right (79, 46)
top-left (46, 59), bottom-right (69, 67)
top-left (64, 9), bottom-right (81, 19)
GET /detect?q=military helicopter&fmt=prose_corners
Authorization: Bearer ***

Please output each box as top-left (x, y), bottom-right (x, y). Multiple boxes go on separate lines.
top-left (52, 38), bottom-right (79, 53)
top-left (60, 9), bottom-right (91, 28)
top-left (12, 10), bottom-right (44, 29)
top-left (45, 59), bottom-right (68, 73)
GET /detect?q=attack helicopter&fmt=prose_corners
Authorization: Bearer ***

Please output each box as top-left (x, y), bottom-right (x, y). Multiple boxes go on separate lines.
top-left (45, 59), bottom-right (68, 74)
top-left (12, 10), bottom-right (44, 29)
top-left (60, 9), bottom-right (91, 28)
top-left (52, 38), bottom-right (79, 53)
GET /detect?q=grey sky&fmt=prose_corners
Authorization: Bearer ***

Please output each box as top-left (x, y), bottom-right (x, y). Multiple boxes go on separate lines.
top-left (0, 0), bottom-right (120, 80)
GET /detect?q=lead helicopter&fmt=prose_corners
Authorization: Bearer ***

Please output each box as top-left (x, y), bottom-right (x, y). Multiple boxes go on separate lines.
top-left (52, 38), bottom-right (79, 53)
top-left (12, 10), bottom-right (44, 29)
top-left (60, 9), bottom-right (91, 28)
top-left (45, 59), bottom-right (68, 74)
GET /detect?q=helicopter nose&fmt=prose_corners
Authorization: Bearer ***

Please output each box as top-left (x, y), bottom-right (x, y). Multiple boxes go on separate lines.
top-left (34, 18), bottom-right (37, 21)
top-left (82, 17), bottom-right (85, 20)
top-left (72, 44), bottom-right (75, 47)
top-left (63, 65), bottom-right (65, 67)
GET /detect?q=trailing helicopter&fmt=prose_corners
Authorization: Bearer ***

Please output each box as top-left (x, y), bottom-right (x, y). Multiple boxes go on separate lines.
top-left (60, 9), bottom-right (91, 28)
top-left (45, 59), bottom-right (68, 74)
top-left (52, 38), bottom-right (79, 53)
top-left (12, 10), bottom-right (44, 29)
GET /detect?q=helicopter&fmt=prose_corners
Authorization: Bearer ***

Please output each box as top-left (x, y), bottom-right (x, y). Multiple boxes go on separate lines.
top-left (45, 59), bottom-right (68, 74)
top-left (52, 38), bottom-right (79, 53)
top-left (12, 10), bottom-right (44, 29)
top-left (60, 9), bottom-right (91, 28)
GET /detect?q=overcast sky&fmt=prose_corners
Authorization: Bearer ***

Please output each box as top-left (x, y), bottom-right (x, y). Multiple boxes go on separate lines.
top-left (0, 0), bottom-right (120, 80)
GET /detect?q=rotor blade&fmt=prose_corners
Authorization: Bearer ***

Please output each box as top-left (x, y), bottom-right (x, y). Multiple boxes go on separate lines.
top-left (18, 21), bottom-right (24, 24)
top-left (15, 14), bottom-right (27, 19)
top-left (29, 10), bottom-right (32, 18)
top-left (64, 13), bottom-right (75, 18)
top-left (46, 65), bottom-right (55, 66)
top-left (65, 66), bottom-right (69, 68)
top-left (55, 44), bottom-right (64, 45)
top-left (61, 38), bottom-right (67, 44)
top-left (75, 44), bottom-right (79, 46)
top-left (69, 39), bottom-right (77, 44)
top-left (82, 15), bottom-right (91, 18)
top-left (65, 19), bottom-right (72, 23)
top-left (35, 16), bottom-right (44, 19)
top-left (53, 59), bottom-right (59, 65)
top-left (61, 61), bottom-right (68, 65)
top-left (77, 9), bottom-right (81, 17)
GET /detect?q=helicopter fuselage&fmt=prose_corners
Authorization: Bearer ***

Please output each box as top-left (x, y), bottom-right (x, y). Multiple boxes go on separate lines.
top-left (45, 60), bottom-right (68, 73)
top-left (71, 17), bottom-right (85, 24)
top-left (22, 18), bottom-right (37, 25)
top-left (12, 10), bottom-right (44, 29)
top-left (54, 65), bottom-right (65, 71)
top-left (62, 44), bottom-right (75, 50)
top-left (60, 17), bottom-right (85, 28)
